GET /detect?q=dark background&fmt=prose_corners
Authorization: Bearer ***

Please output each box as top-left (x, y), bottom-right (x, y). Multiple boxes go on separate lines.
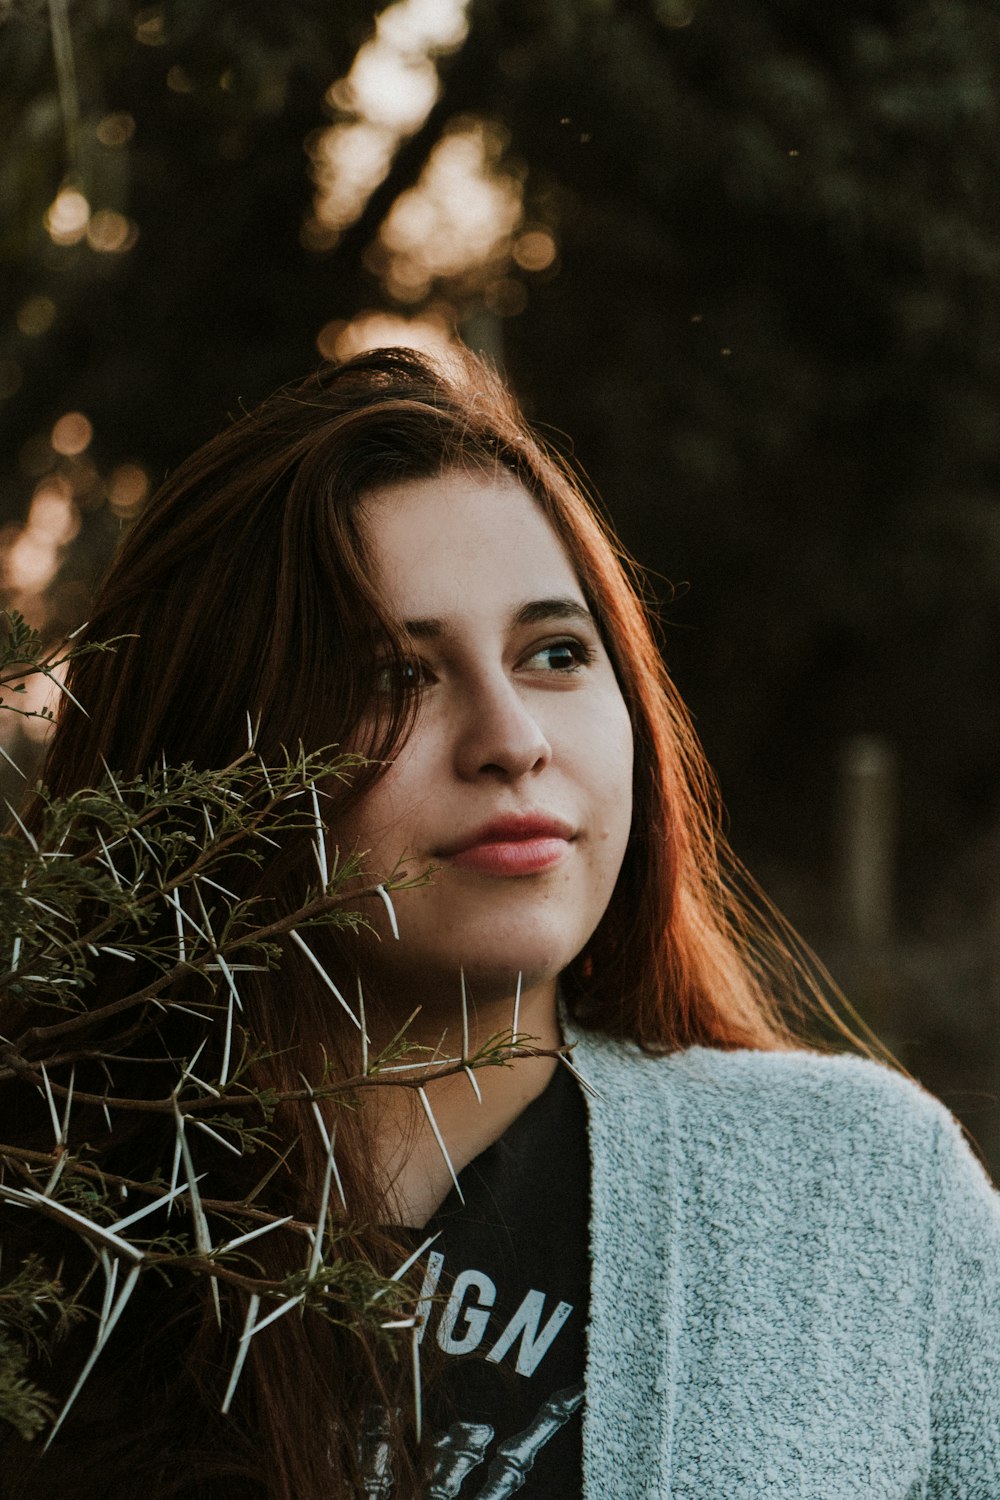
top-left (2, 0), bottom-right (998, 1171)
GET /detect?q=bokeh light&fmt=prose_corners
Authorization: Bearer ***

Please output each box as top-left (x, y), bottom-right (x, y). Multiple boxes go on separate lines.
top-left (326, 307), bottom-right (457, 361)
top-left (87, 210), bottom-right (137, 254)
top-left (16, 296), bottom-right (56, 337)
top-left (374, 119), bottom-right (524, 302)
top-left (166, 64), bottom-right (195, 93)
top-left (95, 112), bottom-right (136, 147)
top-left (51, 412), bottom-right (93, 457)
top-left (512, 228), bottom-right (558, 273)
top-left (44, 188), bottom-right (91, 246)
top-left (1, 477), bottom-right (79, 600)
top-left (306, 0), bottom-right (471, 248)
top-left (107, 463), bottom-right (151, 519)
top-left (134, 9), bottom-right (166, 46)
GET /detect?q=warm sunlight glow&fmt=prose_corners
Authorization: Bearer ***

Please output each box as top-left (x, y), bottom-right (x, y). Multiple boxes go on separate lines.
top-left (375, 120), bottom-right (524, 302)
top-left (327, 307), bottom-right (458, 361)
top-left (1, 478), bottom-right (80, 619)
top-left (305, 0), bottom-right (471, 249)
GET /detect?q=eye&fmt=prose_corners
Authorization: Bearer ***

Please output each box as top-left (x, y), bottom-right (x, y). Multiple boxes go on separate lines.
top-left (373, 656), bottom-right (433, 693)
top-left (521, 638), bottom-right (597, 673)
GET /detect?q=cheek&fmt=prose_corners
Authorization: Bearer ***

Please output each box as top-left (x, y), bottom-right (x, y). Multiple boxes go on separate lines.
top-left (581, 701), bottom-right (634, 860)
top-left (339, 739), bottom-right (434, 855)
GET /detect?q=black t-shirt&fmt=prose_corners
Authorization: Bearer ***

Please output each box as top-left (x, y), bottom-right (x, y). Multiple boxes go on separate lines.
top-left (363, 1061), bottom-right (590, 1498)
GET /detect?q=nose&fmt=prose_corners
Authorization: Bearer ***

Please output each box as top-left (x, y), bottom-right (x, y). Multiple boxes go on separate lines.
top-left (453, 673), bottom-right (552, 782)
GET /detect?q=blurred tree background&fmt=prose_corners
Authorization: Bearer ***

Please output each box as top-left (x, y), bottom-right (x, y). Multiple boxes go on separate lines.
top-left (2, 0), bottom-right (999, 1167)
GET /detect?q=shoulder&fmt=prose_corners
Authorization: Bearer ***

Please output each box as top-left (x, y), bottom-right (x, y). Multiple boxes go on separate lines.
top-left (572, 1022), bottom-right (944, 1129)
top-left (570, 1027), bottom-right (978, 1201)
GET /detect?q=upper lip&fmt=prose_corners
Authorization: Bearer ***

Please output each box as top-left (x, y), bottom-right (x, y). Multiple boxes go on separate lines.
top-left (438, 814), bottom-right (575, 857)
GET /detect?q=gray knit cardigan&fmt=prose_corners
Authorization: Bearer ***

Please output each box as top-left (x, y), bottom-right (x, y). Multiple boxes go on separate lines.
top-left (567, 1024), bottom-right (1000, 1498)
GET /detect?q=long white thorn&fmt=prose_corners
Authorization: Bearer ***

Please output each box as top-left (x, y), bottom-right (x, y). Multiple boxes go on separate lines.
top-left (216, 1214), bottom-right (294, 1257)
top-left (358, 977), bottom-right (369, 1076)
top-left (192, 878), bottom-right (217, 944)
top-left (39, 1065), bottom-right (63, 1147)
top-left (131, 825), bottom-right (160, 866)
top-left (219, 982), bottom-right (235, 1089)
top-left (167, 888), bottom-right (186, 962)
top-left (305, 1094), bottom-right (346, 1213)
top-left (371, 1231), bottom-right (441, 1303)
top-left (221, 1294), bottom-right (260, 1415)
top-left (174, 1102), bottom-right (220, 1325)
top-left (558, 1052), bottom-right (608, 1103)
top-left (179, 1037), bottom-right (209, 1083)
top-left (289, 930), bottom-right (361, 1029)
top-left (412, 1326), bottom-right (423, 1445)
top-left (0, 741), bottom-right (26, 779)
top-left (99, 756), bottom-right (124, 802)
top-left (4, 799), bottom-right (37, 848)
top-left (167, 1130), bottom-right (182, 1209)
top-left (45, 1263), bottom-right (141, 1448)
top-left (0, 1187), bottom-right (143, 1259)
top-left (42, 1149), bottom-right (68, 1197)
top-left (309, 782), bottom-right (328, 887)
top-left (115, 1174), bottom-right (207, 1232)
top-left (215, 953), bottom-right (243, 1014)
top-left (250, 1292), bottom-right (306, 1337)
top-left (512, 971), bottom-right (522, 1048)
top-left (96, 1250), bottom-right (118, 1341)
top-left (416, 1087), bottom-right (463, 1205)
top-left (376, 883), bottom-right (399, 939)
top-left (167, 889), bottom-right (211, 945)
top-left (190, 1118), bottom-right (242, 1156)
top-left (256, 755), bottom-right (275, 796)
top-left (308, 1132), bottom-right (337, 1280)
top-left (59, 1063), bottom-right (75, 1139)
top-left (44, 668), bottom-right (89, 719)
top-left (96, 829), bottom-right (123, 887)
top-left (460, 967), bottom-right (469, 1061)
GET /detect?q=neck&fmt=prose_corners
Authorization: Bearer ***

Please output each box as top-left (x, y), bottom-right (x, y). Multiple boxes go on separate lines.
top-left (364, 975), bottom-right (563, 1228)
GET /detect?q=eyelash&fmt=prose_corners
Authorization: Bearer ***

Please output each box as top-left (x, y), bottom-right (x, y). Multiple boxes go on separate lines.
top-left (523, 638), bottom-right (597, 673)
top-left (375, 637), bottom-right (597, 692)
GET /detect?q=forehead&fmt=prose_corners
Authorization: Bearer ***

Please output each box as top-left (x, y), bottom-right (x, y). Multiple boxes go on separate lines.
top-left (357, 472), bottom-right (585, 619)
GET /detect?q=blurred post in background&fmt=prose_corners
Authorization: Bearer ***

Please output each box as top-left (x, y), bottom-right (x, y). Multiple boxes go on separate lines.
top-left (2, 0), bottom-right (998, 1170)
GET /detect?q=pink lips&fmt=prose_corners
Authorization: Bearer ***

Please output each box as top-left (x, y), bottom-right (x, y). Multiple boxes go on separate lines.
top-left (441, 815), bottom-right (574, 877)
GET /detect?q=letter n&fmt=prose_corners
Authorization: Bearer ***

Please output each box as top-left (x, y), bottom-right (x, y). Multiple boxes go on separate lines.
top-left (485, 1292), bottom-right (573, 1377)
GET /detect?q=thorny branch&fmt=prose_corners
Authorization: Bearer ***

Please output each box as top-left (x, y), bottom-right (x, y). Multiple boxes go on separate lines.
top-left (0, 611), bottom-right (580, 1445)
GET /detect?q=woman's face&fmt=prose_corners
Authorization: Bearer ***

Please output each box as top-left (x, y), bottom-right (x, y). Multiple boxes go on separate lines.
top-left (342, 470), bottom-right (634, 1014)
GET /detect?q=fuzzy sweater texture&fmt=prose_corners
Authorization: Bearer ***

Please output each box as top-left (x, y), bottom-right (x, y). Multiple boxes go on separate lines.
top-left (567, 1025), bottom-right (1000, 1498)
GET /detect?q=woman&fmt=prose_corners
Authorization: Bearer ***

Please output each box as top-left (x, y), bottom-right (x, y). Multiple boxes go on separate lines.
top-left (2, 345), bottom-right (998, 1498)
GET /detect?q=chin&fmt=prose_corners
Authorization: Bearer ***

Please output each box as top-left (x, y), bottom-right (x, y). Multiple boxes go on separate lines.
top-left (388, 940), bottom-right (569, 1000)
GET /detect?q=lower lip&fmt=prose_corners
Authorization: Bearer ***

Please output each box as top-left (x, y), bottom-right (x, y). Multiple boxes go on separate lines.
top-left (450, 838), bottom-right (570, 875)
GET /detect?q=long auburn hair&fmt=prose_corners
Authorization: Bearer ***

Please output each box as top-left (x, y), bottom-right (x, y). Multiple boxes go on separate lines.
top-left (3, 346), bottom-right (865, 1497)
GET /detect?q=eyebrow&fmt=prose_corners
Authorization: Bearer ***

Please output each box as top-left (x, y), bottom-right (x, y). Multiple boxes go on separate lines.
top-left (401, 596), bottom-right (597, 640)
